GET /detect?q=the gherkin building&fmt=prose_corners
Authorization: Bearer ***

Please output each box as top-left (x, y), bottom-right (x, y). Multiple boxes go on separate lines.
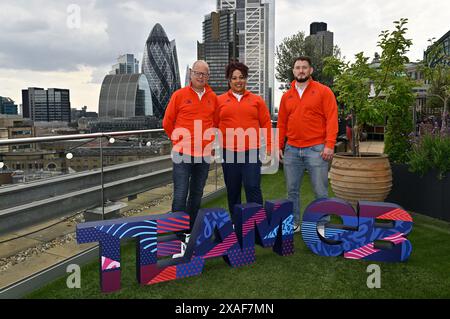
top-left (142, 23), bottom-right (181, 119)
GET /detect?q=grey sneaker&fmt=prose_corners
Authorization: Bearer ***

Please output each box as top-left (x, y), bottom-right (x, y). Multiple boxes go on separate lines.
top-left (293, 223), bottom-right (301, 233)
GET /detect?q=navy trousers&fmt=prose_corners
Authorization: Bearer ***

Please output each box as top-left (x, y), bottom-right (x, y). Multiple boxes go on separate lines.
top-left (172, 155), bottom-right (210, 231)
top-left (221, 149), bottom-right (263, 215)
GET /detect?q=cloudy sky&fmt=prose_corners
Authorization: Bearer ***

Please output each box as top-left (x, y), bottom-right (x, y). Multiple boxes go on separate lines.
top-left (0, 0), bottom-right (449, 112)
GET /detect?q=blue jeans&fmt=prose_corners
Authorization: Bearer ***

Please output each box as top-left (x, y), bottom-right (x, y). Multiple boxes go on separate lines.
top-left (283, 143), bottom-right (329, 224)
top-left (172, 155), bottom-right (210, 230)
top-left (222, 149), bottom-right (263, 215)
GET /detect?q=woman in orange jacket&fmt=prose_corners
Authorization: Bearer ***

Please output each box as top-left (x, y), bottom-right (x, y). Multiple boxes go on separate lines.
top-left (215, 62), bottom-right (272, 214)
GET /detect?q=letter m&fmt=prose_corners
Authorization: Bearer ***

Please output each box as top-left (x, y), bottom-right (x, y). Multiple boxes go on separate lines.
top-left (233, 200), bottom-right (294, 256)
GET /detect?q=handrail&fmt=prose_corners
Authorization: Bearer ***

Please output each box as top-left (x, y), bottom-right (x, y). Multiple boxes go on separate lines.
top-left (0, 129), bottom-right (166, 146)
top-left (0, 122), bottom-right (278, 147)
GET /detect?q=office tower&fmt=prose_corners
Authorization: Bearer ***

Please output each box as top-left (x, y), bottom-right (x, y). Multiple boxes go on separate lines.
top-left (110, 54), bottom-right (140, 75)
top-left (22, 88), bottom-right (71, 123)
top-left (310, 22), bottom-right (328, 35)
top-left (306, 22), bottom-right (334, 57)
top-left (142, 23), bottom-right (181, 119)
top-left (98, 74), bottom-right (153, 118)
top-left (47, 89), bottom-right (71, 122)
top-left (216, 0), bottom-right (275, 113)
top-left (217, 0), bottom-right (236, 10)
top-left (198, 9), bottom-right (238, 95)
top-left (0, 97), bottom-right (18, 115)
top-left (184, 65), bottom-right (191, 87)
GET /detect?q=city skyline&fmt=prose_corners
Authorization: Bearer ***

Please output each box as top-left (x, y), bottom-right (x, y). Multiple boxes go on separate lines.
top-left (0, 0), bottom-right (449, 113)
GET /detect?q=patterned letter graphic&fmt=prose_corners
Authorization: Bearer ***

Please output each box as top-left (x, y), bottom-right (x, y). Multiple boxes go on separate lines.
top-left (77, 212), bottom-right (192, 292)
top-left (232, 200), bottom-right (294, 258)
top-left (77, 200), bottom-right (294, 292)
top-left (301, 198), bottom-right (413, 262)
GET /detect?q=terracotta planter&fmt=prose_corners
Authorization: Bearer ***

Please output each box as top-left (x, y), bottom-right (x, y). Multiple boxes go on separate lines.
top-left (329, 152), bottom-right (392, 205)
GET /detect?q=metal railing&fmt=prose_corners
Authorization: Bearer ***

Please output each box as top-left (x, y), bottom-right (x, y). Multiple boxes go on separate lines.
top-left (0, 129), bottom-right (165, 146)
top-left (0, 128), bottom-right (222, 225)
top-left (0, 128), bottom-right (225, 297)
top-left (1, 129), bottom-right (168, 220)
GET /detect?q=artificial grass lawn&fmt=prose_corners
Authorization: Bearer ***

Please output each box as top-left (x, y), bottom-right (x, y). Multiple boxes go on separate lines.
top-left (28, 170), bottom-right (450, 299)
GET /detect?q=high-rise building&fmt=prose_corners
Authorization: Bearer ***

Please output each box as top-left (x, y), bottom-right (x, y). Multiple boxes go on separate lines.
top-left (98, 74), bottom-right (153, 118)
top-left (0, 97), bottom-right (18, 115)
top-left (216, 0), bottom-right (275, 113)
top-left (310, 22), bottom-right (328, 36)
top-left (110, 54), bottom-right (140, 75)
top-left (22, 88), bottom-right (71, 123)
top-left (142, 23), bottom-right (181, 119)
top-left (217, 0), bottom-right (236, 9)
top-left (306, 22), bottom-right (334, 57)
top-left (184, 65), bottom-right (191, 87)
top-left (198, 10), bottom-right (238, 95)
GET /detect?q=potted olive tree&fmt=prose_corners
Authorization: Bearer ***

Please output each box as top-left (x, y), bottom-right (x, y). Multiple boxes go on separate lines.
top-left (323, 18), bottom-right (415, 205)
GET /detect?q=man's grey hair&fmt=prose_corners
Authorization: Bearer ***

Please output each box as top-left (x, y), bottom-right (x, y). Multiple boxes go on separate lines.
top-left (192, 60), bottom-right (210, 72)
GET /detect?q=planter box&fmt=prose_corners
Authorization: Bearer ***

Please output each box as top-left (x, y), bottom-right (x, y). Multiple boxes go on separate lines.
top-left (387, 163), bottom-right (450, 221)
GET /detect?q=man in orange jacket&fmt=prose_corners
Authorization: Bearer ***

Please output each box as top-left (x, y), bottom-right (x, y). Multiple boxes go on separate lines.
top-left (163, 60), bottom-right (218, 232)
top-left (277, 56), bottom-right (338, 232)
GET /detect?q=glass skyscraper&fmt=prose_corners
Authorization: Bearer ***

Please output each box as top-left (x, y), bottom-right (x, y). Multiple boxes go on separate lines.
top-left (110, 54), bottom-right (140, 75)
top-left (216, 0), bottom-right (275, 113)
top-left (142, 23), bottom-right (181, 119)
top-left (198, 10), bottom-right (238, 95)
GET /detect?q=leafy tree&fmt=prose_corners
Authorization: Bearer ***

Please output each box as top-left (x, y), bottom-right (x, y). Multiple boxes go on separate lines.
top-left (275, 31), bottom-right (341, 90)
top-left (275, 31), bottom-right (307, 90)
top-left (324, 18), bottom-right (415, 162)
top-left (419, 39), bottom-right (450, 132)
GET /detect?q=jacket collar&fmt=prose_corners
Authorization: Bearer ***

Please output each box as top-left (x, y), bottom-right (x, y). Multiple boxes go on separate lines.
top-left (289, 79), bottom-right (315, 95)
top-left (227, 89), bottom-right (251, 100)
top-left (189, 82), bottom-right (213, 95)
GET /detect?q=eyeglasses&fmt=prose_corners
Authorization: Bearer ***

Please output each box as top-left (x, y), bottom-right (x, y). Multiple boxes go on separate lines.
top-left (191, 70), bottom-right (210, 78)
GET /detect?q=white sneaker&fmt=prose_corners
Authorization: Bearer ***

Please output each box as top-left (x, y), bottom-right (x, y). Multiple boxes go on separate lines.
top-left (293, 223), bottom-right (301, 233)
top-left (172, 234), bottom-right (190, 259)
top-left (172, 241), bottom-right (186, 259)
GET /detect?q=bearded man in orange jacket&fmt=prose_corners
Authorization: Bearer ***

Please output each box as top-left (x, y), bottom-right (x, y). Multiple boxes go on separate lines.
top-left (277, 56), bottom-right (338, 232)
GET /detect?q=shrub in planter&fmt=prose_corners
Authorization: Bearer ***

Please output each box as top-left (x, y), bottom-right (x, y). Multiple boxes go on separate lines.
top-left (408, 133), bottom-right (450, 179)
top-left (387, 131), bottom-right (450, 221)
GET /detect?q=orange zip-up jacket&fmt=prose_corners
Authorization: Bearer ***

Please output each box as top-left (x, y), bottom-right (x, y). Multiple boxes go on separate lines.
top-left (163, 84), bottom-right (218, 157)
top-left (277, 80), bottom-right (338, 150)
top-left (216, 90), bottom-right (272, 152)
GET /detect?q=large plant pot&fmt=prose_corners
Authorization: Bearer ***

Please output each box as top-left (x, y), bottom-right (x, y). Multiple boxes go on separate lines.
top-left (329, 152), bottom-right (392, 205)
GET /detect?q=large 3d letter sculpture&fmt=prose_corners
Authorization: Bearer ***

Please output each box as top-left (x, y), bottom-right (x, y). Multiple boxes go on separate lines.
top-left (301, 198), bottom-right (413, 262)
top-left (76, 200), bottom-right (294, 293)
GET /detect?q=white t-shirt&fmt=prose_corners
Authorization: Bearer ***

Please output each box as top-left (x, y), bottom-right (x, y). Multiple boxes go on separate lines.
top-left (232, 92), bottom-right (243, 102)
top-left (296, 83), bottom-right (309, 98)
top-left (195, 88), bottom-right (206, 100)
